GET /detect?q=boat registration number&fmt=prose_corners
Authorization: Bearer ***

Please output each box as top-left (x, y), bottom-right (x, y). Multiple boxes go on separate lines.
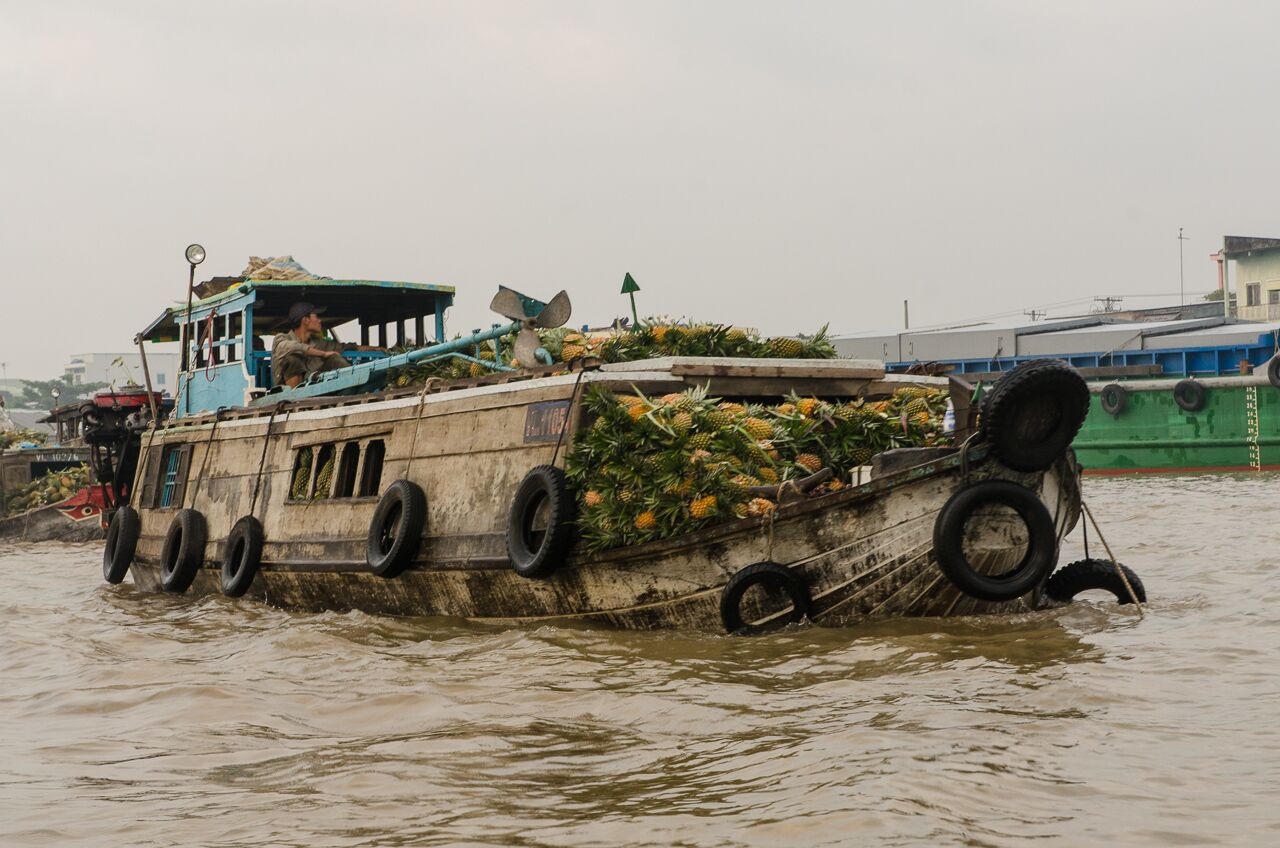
top-left (524, 400), bottom-right (571, 443)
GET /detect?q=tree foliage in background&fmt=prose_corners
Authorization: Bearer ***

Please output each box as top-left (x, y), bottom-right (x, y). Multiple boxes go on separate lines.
top-left (18, 379), bottom-right (108, 407)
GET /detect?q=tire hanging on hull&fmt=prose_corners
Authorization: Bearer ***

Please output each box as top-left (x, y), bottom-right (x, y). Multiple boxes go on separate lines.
top-left (221, 516), bottom-right (265, 597)
top-left (102, 505), bottom-right (140, 584)
top-left (719, 561), bottom-right (812, 635)
top-left (932, 480), bottom-right (1057, 603)
top-left (366, 480), bottom-right (427, 579)
top-left (160, 509), bottom-right (207, 594)
top-left (506, 465), bottom-right (576, 578)
top-left (1046, 558), bottom-right (1146, 605)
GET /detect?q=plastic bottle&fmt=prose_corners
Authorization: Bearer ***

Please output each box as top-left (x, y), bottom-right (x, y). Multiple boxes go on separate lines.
top-left (942, 398), bottom-right (956, 434)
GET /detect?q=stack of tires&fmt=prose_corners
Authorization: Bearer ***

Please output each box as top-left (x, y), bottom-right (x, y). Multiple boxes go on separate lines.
top-left (933, 359), bottom-right (1090, 603)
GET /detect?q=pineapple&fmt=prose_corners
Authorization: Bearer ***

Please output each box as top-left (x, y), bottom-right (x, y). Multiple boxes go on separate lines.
top-left (706, 409), bottom-right (733, 429)
top-left (584, 490), bottom-right (603, 508)
top-left (469, 362), bottom-right (487, 378)
top-left (742, 417), bottom-right (773, 441)
top-left (651, 325), bottom-right (669, 342)
top-left (627, 404), bottom-right (648, 422)
top-left (560, 343), bottom-right (586, 361)
top-left (671, 411), bottom-right (693, 434)
top-left (850, 446), bottom-right (874, 465)
top-left (689, 432), bottom-right (715, 451)
top-left (776, 402), bottom-right (797, 416)
top-left (618, 488), bottom-right (636, 503)
top-left (914, 411), bottom-right (932, 428)
top-left (746, 497), bottom-right (776, 517)
top-left (796, 397), bottom-right (820, 417)
top-left (733, 503), bottom-right (749, 518)
top-left (795, 453), bottom-right (823, 473)
top-left (731, 474), bottom-right (759, 490)
top-left (634, 510), bottom-right (657, 530)
top-left (767, 337), bottom-right (804, 358)
top-left (690, 449), bottom-right (712, 464)
top-left (718, 402), bottom-right (747, 416)
top-left (290, 451), bottom-right (312, 500)
top-left (617, 395), bottom-right (645, 407)
top-left (903, 397), bottom-right (929, 416)
top-left (757, 466), bottom-right (779, 484)
top-left (690, 495), bottom-right (718, 519)
top-left (313, 454), bottom-right (335, 499)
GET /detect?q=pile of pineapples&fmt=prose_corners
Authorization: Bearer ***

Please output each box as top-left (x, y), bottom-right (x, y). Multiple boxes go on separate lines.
top-left (565, 384), bottom-right (950, 551)
top-left (3, 464), bottom-right (90, 516)
top-left (387, 321), bottom-right (836, 388)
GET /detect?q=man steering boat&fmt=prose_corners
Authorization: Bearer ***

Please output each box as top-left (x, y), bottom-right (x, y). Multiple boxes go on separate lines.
top-left (271, 302), bottom-right (351, 388)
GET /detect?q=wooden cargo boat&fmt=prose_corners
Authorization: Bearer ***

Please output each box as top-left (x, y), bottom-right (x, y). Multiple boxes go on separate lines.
top-left (98, 273), bottom-right (1097, 632)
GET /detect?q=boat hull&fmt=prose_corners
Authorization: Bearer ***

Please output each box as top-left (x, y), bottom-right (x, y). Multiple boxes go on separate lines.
top-left (127, 451), bottom-right (1079, 631)
top-left (1072, 375), bottom-right (1280, 473)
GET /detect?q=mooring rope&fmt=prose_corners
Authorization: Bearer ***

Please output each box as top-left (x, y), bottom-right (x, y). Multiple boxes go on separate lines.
top-left (186, 411), bottom-right (223, 508)
top-left (249, 403), bottom-right (287, 519)
top-left (550, 367), bottom-right (589, 470)
top-left (403, 377), bottom-right (442, 480)
top-left (1080, 499), bottom-right (1144, 616)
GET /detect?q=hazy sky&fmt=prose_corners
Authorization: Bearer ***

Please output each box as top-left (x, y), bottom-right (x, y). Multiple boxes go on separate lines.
top-left (3, 1), bottom-right (1279, 379)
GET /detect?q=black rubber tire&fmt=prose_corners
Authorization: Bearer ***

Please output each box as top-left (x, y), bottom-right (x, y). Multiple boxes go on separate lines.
top-left (980, 359), bottom-right (1090, 472)
top-left (1100, 383), bottom-right (1128, 416)
top-left (719, 561), bottom-right (812, 635)
top-left (1267, 357), bottom-right (1280, 390)
top-left (159, 508), bottom-right (207, 594)
top-left (1046, 558), bottom-right (1146, 605)
top-left (933, 480), bottom-right (1058, 602)
top-left (102, 505), bottom-right (140, 584)
top-left (506, 465), bottom-right (576, 578)
top-left (366, 480), bottom-right (427, 579)
top-left (220, 515), bottom-right (264, 598)
top-left (1173, 379), bottom-right (1207, 413)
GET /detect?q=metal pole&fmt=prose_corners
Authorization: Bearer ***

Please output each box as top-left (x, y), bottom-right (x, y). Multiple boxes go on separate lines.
top-left (903, 299), bottom-right (909, 330)
top-left (1177, 227), bottom-right (1188, 306)
top-left (181, 262), bottom-right (196, 416)
top-left (134, 333), bottom-right (160, 428)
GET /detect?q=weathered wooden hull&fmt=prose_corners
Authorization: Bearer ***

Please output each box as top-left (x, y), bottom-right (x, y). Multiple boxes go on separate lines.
top-left (121, 367), bottom-right (1080, 631)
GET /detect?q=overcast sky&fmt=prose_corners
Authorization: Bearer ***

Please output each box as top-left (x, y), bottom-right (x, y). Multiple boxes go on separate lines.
top-left (3, 1), bottom-right (1278, 379)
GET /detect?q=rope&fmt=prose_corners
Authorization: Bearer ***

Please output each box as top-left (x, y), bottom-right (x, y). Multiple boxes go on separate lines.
top-left (249, 403), bottom-right (287, 518)
top-left (1080, 499), bottom-right (1144, 617)
top-left (403, 378), bottom-right (442, 480)
top-left (203, 308), bottom-right (220, 382)
top-left (1082, 504), bottom-right (1090, 560)
top-left (186, 411), bottom-right (223, 508)
top-left (550, 368), bottom-right (589, 469)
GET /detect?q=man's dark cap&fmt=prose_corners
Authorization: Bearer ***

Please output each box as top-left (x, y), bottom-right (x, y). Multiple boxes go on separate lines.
top-left (287, 302), bottom-right (326, 325)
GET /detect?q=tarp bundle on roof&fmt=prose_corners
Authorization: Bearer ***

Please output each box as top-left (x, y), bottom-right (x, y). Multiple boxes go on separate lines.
top-left (241, 256), bottom-right (331, 281)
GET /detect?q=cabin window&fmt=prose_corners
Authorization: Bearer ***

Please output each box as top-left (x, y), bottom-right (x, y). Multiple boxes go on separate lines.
top-left (335, 442), bottom-right (360, 498)
top-left (158, 444), bottom-right (191, 508)
top-left (226, 313), bottom-right (242, 363)
top-left (289, 447), bottom-right (314, 500)
top-left (1247, 283), bottom-right (1261, 307)
top-left (312, 444), bottom-right (336, 500)
top-left (358, 440), bottom-right (385, 497)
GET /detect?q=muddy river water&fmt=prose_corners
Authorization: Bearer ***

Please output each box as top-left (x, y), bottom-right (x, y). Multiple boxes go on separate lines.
top-left (2, 473), bottom-right (1279, 847)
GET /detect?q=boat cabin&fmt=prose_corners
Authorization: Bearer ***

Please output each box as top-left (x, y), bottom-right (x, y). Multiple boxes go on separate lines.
top-left (140, 277), bottom-right (455, 418)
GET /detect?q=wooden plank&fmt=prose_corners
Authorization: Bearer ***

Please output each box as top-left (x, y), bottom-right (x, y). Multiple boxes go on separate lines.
top-left (600, 356), bottom-right (886, 379)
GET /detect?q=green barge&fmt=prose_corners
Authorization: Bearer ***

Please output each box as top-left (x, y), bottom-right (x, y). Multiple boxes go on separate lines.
top-left (1072, 375), bottom-right (1280, 473)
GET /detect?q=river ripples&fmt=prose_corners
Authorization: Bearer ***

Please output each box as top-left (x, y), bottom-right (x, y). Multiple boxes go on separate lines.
top-left (3, 474), bottom-right (1280, 846)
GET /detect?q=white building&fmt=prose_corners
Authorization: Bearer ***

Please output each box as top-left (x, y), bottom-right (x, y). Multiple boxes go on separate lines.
top-left (63, 352), bottom-right (180, 393)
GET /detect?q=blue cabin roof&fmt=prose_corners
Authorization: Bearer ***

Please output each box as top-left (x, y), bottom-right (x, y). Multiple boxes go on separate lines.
top-left (141, 278), bottom-right (455, 342)
top-left (143, 277), bottom-right (456, 417)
